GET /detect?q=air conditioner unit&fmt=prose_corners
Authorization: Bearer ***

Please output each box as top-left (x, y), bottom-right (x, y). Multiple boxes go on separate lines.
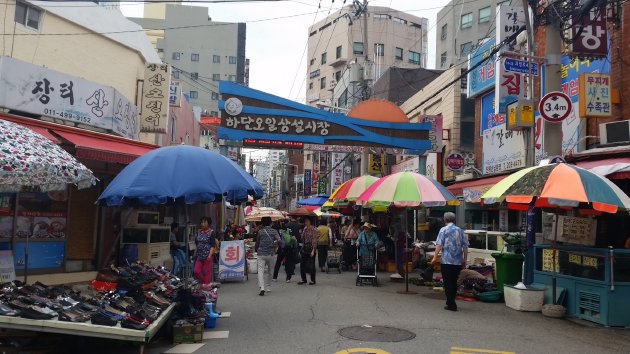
top-left (122, 210), bottom-right (160, 227)
top-left (599, 121), bottom-right (630, 145)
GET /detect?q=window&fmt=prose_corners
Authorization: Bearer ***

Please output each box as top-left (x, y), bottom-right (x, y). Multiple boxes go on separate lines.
top-left (310, 58), bottom-right (315, 66)
top-left (321, 52), bottom-right (327, 64)
top-left (190, 72), bottom-right (198, 80)
top-left (374, 14), bottom-right (390, 20)
top-left (213, 55), bottom-right (220, 63)
top-left (172, 70), bottom-right (180, 79)
top-left (309, 82), bottom-right (314, 90)
top-left (320, 77), bottom-right (327, 89)
top-left (408, 51), bottom-right (420, 65)
top-left (189, 91), bottom-right (198, 99)
top-left (498, 0), bottom-right (512, 6)
top-left (210, 111), bottom-right (218, 117)
top-left (307, 154), bottom-right (311, 161)
top-left (212, 73), bottom-right (220, 81)
top-left (441, 24), bottom-right (447, 40)
top-left (191, 53), bottom-right (199, 61)
top-left (211, 92), bottom-right (219, 100)
top-left (393, 17), bottom-right (407, 25)
top-left (229, 56), bottom-right (237, 64)
top-left (395, 47), bottom-right (403, 60)
top-left (335, 71), bottom-right (341, 82)
top-left (479, 6), bottom-right (491, 23)
top-left (353, 42), bottom-right (364, 55)
top-left (15, 2), bottom-right (41, 30)
top-left (228, 75), bottom-right (237, 82)
top-left (460, 42), bottom-right (473, 56)
top-left (374, 43), bottom-right (384, 56)
top-left (336, 45), bottom-right (342, 59)
top-left (461, 13), bottom-right (473, 29)
top-left (172, 52), bottom-right (180, 60)
top-left (440, 51), bottom-right (447, 68)
top-left (170, 117), bottom-right (176, 142)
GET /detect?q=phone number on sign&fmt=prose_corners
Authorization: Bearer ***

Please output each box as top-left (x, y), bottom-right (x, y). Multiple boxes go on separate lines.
top-left (484, 159), bottom-right (524, 174)
top-left (43, 109), bottom-right (91, 124)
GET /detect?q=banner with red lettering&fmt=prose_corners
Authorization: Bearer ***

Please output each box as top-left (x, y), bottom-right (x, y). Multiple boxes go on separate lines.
top-left (219, 240), bottom-right (245, 280)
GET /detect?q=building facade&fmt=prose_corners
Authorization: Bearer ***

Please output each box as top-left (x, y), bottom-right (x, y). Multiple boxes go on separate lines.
top-left (130, 4), bottom-right (247, 116)
top-left (435, 0), bottom-right (510, 70)
top-left (306, 5), bottom-right (428, 108)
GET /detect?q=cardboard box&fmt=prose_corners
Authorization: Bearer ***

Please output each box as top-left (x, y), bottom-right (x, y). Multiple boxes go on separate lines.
top-left (172, 323), bottom-right (204, 344)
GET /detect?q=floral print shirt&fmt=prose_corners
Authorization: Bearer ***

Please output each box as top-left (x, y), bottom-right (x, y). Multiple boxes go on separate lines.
top-left (195, 228), bottom-right (216, 260)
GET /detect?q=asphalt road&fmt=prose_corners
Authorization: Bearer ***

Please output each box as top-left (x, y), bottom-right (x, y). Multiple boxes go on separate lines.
top-left (52, 265), bottom-right (630, 354)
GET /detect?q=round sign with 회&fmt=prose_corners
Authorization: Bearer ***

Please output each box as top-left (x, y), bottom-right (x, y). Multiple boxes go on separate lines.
top-left (446, 153), bottom-right (465, 171)
top-left (539, 91), bottom-right (572, 123)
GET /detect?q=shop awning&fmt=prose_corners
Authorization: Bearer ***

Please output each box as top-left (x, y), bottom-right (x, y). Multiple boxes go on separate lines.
top-left (575, 157), bottom-right (630, 180)
top-left (21, 123), bottom-right (60, 144)
top-left (53, 130), bottom-right (154, 164)
top-left (446, 174), bottom-right (509, 196)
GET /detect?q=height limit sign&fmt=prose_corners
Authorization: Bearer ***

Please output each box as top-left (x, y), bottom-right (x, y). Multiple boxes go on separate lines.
top-left (539, 91), bottom-right (572, 123)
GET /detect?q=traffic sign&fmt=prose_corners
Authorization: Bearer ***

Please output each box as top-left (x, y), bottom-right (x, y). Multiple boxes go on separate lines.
top-left (539, 92), bottom-right (572, 122)
top-left (504, 58), bottom-right (539, 76)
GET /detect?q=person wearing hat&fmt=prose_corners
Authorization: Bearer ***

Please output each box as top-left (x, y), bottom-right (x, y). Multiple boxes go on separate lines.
top-left (357, 222), bottom-right (379, 258)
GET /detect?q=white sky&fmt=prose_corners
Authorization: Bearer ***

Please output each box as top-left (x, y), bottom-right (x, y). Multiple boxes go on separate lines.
top-left (120, 0), bottom-right (451, 102)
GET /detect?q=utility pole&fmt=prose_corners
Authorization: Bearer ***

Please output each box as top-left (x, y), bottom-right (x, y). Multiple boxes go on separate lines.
top-left (523, 0), bottom-right (536, 167)
top-left (542, 1), bottom-right (563, 158)
top-left (359, 0), bottom-right (371, 175)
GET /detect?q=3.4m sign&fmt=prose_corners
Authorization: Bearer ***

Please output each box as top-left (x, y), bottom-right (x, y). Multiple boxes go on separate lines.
top-left (539, 92), bottom-right (572, 123)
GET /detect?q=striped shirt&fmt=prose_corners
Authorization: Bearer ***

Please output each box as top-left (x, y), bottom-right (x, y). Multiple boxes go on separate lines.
top-left (256, 227), bottom-right (281, 256)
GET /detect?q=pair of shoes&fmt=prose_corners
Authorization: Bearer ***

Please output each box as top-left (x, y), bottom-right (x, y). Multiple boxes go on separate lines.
top-left (258, 290), bottom-right (265, 296)
top-left (444, 306), bottom-right (457, 312)
top-left (297, 281), bottom-right (306, 285)
top-left (286, 279), bottom-right (291, 283)
top-left (309, 282), bottom-right (316, 285)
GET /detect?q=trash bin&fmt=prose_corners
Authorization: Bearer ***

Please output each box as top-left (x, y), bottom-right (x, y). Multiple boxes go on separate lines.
top-left (491, 252), bottom-right (524, 292)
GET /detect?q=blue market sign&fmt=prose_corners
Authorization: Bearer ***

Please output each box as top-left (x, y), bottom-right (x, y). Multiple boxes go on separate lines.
top-left (217, 81), bottom-right (431, 151)
top-left (504, 58), bottom-right (538, 76)
top-left (467, 37), bottom-right (496, 98)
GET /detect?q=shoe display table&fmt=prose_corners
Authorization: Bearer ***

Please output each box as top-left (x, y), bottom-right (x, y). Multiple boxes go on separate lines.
top-left (0, 303), bottom-right (175, 353)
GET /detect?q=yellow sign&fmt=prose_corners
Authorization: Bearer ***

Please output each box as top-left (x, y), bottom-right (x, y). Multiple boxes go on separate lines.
top-left (368, 154), bottom-right (384, 175)
top-left (520, 103), bottom-right (533, 125)
top-left (335, 348), bottom-right (390, 354)
top-left (417, 222), bottom-right (429, 231)
top-left (507, 105), bottom-right (517, 127)
top-left (450, 347), bottom-right (515, 354)
top-left (542, 249), bottom-right (560, 272)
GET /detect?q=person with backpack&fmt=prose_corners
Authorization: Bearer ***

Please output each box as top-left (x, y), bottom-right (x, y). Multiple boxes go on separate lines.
top-left (272, 224), bottom-right (298, 282)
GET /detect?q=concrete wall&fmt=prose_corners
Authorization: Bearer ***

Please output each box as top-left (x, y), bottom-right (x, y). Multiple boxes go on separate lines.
top-left (0, 2), bottom-right (146, 103)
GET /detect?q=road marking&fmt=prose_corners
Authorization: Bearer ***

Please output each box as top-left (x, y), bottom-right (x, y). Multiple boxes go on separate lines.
top-left (203, 330), bottom-right (229, 339)
top-left (335, 348), bottom-right (390, 354)
top-left (450, 347), bottom-right (515, 354)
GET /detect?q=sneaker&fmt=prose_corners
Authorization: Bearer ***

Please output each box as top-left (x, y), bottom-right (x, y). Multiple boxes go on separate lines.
top-left (286, 279), bottom-right (291, 283)
top-left (297, 281), bottom-right (306, 285)
top-left (309, 282), bottom-right (316, 285)
top-left (258, 290), bottom-right (265, 296)
top-left (272, 278), bottom-right (277, 282)
top-left (265, 289), bottom-right (271, 293)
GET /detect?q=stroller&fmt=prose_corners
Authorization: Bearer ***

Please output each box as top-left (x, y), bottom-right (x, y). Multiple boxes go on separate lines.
top-left (356, 246), bottom-right (378, 286)
top-left (325, 245), bottom-right (342, 274)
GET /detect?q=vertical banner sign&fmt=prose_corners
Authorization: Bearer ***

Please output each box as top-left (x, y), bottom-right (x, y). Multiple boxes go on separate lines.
top-left (331, 153), bottom-right (345, 191)
top-left (578, 73), bottom-right (611, 117)
top-left (467, 38), bottom-right (496, 98)
top-left (319, 151), bottom-right (327, 173)
top-left (419, 115), bottom-right (444, 152)
top-left (317, 177), bottom-right (328, 195)
top-left (219, 240), bottom-right (245, 280)
top-left (303, 169), bottom-right (312, 196)
top-left (141, 64), bottom-right (171, 133)
top-left (368, 154), bottom-right (384, 175)
top-left (480, 90), bottom-right (506, 135)
top-left (169, 81), bottom-right (181, 107)
top-left (495, 6), bottom-right (527, 114)
top-left (0, 251), bottom-right (16, 283)
top-left (571, 4), bottom-right (608, 57)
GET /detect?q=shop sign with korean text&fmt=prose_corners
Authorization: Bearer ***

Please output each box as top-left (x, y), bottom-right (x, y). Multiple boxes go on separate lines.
top-left (417, 114), bottom-right (443, 152)
top-left (463, 184), bottom-right (494, 203)
top-left (141, 64), bottom-right (171, 133)
top-left (218, 81), bottom-right (431, 151)
top-left (480, 90), bottom-right (505, 135)
top-left (391, 157), bottom-right (419, 174)
top-left (218, 240), bottom-right (245, 280)
top-left (368, 154), bottom-right (384, 175)
top-left (496, 57), bottom-right (528, 114)
top-left (169, 81), bottom-right (181, 107)
top-left (495, 5), bottom-right (528, 114)
top-left (330, 153), bottom-right (345, 191)
top-left (578, 73), bottom-right (611, 117)
top-left (482, 122), bottom-right (526, 175)
top-left (0, 56), bottom-right (138, 140)
top-left (570, 4), bottom-right (608, 57)
top-left (303, 169), bottom-right (312, 196)
top-left (425, 153), bottom-right (438, 180)
top-left (496, 5), bottom-right (526, 53)
top-left (467, 38), bottom-right (496, 98)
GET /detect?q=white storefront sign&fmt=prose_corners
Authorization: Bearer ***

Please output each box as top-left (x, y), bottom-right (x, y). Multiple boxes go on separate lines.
top-left (330, 153), bottom-right (345, 191)
top-left (482, 124), bottom-right (527, 174)
top-left (140, 64), bottom-right (170, 133)
top-left (0, 56), bottom-right (138, 139)
top-left (425, 153), bottom-right (438, 180)
top-left (391, 157), bottom-right (419, 174)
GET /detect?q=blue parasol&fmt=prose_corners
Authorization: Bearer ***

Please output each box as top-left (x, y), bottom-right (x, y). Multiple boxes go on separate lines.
top-left (297, 194), bottom-right (329, 207)
top-left (97, 145), bottom-right (263, 206)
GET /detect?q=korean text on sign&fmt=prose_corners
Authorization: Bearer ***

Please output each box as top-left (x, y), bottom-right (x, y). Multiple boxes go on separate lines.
top-left (224, 116), bottom-right (331, 135)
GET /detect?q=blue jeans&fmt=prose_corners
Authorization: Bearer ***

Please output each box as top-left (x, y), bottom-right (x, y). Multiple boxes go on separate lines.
top-left (171, 248), bottom-right (186, 276)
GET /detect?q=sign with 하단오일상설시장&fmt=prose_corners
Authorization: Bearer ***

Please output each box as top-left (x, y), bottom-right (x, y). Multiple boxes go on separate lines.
top-left (141, 63), bottom-right (170, 133)
top-left (217, 81), bottom-right (432, 152)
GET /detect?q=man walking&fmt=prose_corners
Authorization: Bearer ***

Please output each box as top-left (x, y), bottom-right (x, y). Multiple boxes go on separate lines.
top-left (431, 212), bottom-right (468, 311)
top-left (256, 217), bottom-right (281, 296)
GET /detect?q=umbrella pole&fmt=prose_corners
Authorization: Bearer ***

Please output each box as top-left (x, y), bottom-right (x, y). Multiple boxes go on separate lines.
top-left (552, 209), bottom-right (559, 305)
top-left (397, 209), bottom-right (417, 295)
top-left (184, 204), bottom-right (190, 289)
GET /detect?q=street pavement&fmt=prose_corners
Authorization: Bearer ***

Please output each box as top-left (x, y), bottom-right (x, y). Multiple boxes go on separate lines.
top-left (66, 265), bottom-right (629, 354)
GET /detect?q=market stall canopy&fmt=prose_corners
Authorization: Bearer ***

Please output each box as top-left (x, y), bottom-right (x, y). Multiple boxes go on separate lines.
top-left (481, 163), bottom-right (630, 214)
top-left (0, 119), bottom-right (96, 192)
top-left (244, 207), bottom-right (285, 222)
top-left (97, 145), bottom-right (263, 206)
top-left (297, 194), bottom-right (329, 207)
top-left (356, 172), bottom-right (459, 208)
top-left (288, 207), bottom-right (316, 217)
top-left (313, 208), bottom-right (342, 218)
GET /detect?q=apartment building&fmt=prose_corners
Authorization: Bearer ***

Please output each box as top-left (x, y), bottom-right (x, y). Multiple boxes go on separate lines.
top-left (435, 0), bottom-right (512, 70)
top-left (306, 5), bottom-right (428, 108)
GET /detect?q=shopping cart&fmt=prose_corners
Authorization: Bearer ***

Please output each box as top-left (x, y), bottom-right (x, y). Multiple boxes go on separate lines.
top-left (325, 246), bottom-right (342, 274)
top-left (356, 247), bottom-right (378, 286)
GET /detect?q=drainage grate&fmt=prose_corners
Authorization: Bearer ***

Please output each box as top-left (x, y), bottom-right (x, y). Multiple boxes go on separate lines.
top-left (421, 292), bottom-right (446, 300)
top-left (338, 326), bottom-right (416, 342)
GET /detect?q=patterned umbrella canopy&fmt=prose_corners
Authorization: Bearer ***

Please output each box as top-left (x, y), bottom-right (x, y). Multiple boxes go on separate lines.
top-left (0, 119), bottom-right (96, 192)
top-left (356, 172), bottom-right (459, 208)
top-left (288, 207), bottom-right (316, 217)
top-left (244, 207), bottom-right (285, 222)
top-left (482, 163), bottom-right (630, 213)
top-left (322, 175), bottom-right (378, 211)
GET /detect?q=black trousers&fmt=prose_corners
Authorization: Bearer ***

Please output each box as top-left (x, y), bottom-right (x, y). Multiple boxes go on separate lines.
top-left (441, 264), bottom-right (462, 309)
top-left (273, 248), bottom-right (296, 280)
top-left (317, 245), bottom-right (328, 269)
top-left (300, 254), bottom-right (316, 283)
